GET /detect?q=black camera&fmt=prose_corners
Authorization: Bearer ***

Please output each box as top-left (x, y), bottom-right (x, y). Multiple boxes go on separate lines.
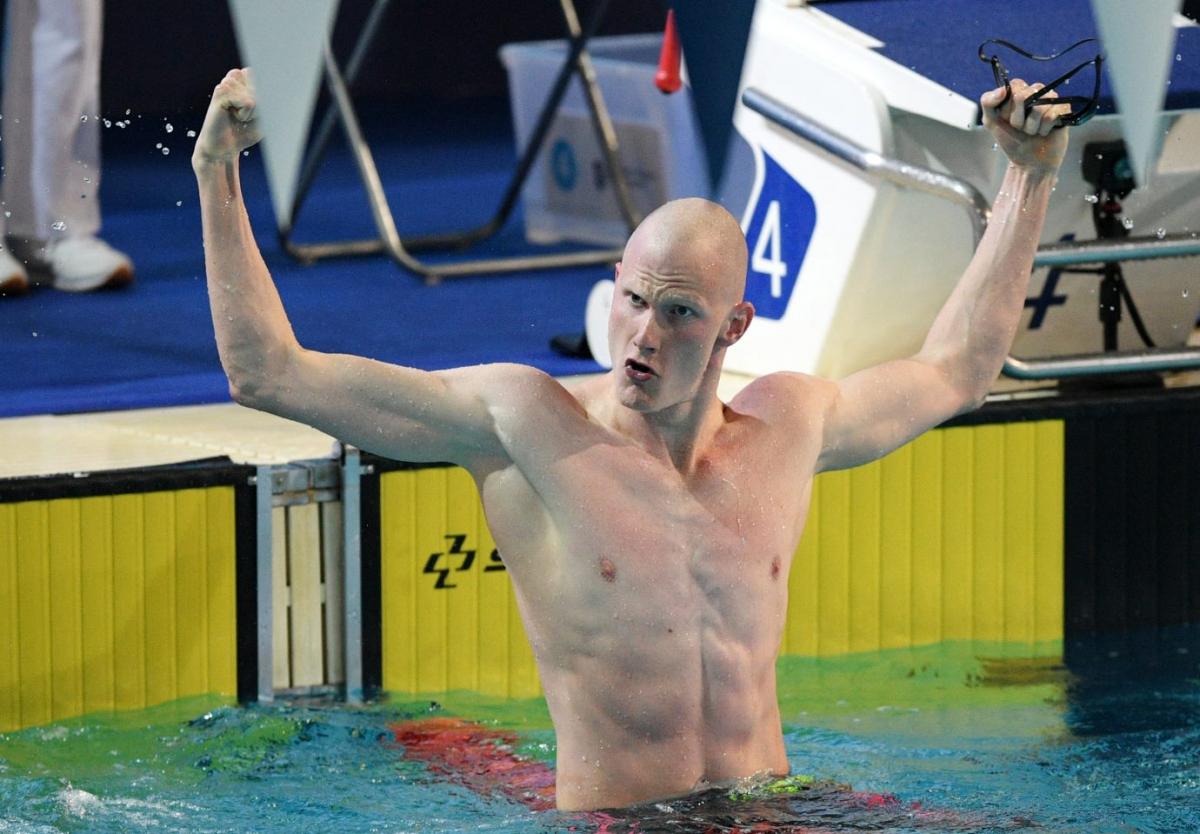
top-left (1082, 140), bottom-right (1136, 199)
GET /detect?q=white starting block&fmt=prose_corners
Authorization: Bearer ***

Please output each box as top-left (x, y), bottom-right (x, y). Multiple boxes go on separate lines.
top-left (590, 0), bottom-right (1200, 384)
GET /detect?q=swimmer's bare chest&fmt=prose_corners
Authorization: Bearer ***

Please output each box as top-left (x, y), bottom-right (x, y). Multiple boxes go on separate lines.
top-left (479, 403), bottom-right (810, 655)
top-left (471, 383), bottom-right (819, 804)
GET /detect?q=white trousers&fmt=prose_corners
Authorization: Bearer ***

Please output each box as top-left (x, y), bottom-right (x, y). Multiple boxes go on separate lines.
top-left (1, 0), bottom-right (102, 242)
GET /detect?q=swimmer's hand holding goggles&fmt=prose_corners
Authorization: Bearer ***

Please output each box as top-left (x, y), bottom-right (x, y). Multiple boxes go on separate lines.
top-left (978, 38), bottom-right (1104, 128)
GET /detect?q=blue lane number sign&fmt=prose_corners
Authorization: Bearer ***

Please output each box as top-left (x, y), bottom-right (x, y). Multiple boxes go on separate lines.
top-left (742, 149), bottom-right (817, 320)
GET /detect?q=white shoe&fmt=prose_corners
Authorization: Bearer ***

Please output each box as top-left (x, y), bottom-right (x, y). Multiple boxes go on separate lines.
top-left (47, 236), bottom-right (135, 293)
top-left (0, 246), bottom-right (30, 297)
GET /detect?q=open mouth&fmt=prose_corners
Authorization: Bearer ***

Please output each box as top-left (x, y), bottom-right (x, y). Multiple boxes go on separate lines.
top-left (624, 359), bottom-right (655, 381)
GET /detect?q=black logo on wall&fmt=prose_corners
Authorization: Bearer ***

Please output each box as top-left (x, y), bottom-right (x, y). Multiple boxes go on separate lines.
top-left (423, 533), bottom-right (506, 589)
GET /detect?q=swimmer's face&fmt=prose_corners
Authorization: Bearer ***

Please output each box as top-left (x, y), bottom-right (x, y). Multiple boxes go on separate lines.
top-left (609, 200), bottom-right (753, 413)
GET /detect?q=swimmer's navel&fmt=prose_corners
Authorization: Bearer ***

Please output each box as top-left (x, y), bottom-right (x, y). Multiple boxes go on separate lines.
top-left (599, 557), bottom-right (617, 582)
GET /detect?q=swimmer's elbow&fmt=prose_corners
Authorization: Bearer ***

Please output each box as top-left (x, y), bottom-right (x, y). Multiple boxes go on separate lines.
top-left (227, 376), bottom-right (261, 409)
top-left (223, 344), bottom-right (295, 412)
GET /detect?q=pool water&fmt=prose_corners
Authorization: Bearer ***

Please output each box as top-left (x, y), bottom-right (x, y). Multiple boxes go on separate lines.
top-left (2, 626), bottom-right (1197, 833)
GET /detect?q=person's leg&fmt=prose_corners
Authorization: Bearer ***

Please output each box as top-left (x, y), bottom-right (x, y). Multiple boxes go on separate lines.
top-left (7, 0), bottom-right (132, 292)
top-left (30, 0), bottom-right (102, 242)
top-left (0, 0), bottom-right (34, 293)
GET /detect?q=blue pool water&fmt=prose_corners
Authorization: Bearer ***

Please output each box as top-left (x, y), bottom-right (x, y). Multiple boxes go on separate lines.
top-left (2, 626), bottom-right (1197, 833)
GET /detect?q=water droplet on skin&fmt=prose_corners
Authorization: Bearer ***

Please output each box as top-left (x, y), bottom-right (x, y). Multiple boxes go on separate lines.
top-left (991, 142), bottom-right (999, 151)
top-left (83, 177), bottom-right (92, 184)
top-left (1156, 228), bottom-right (1166, 239)
top-left (80, 115), bottom-right (88, 122)
top-left (1184, 289), bottom-right (1191, 298)
top-left (51, 220), bottom-right (66, 231)
top-left (1122, 217), bottom-right (1134, 230)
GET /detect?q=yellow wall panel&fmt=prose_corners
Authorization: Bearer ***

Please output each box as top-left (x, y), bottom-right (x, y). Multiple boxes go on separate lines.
top-left (972, 424), bottom-right (1006, 642)
top-left (910, 434), bottom-right (944, 645)
top-left (48, 500), bottom-right (83, 721)
top-left (848, 465), bottom-right (881, 653)
top-left (1, 486), bottom-right (238, 732)
top-left (79, 496), bottom-right (115, 715)
top-left (793, 421), bottom-right (1063, 654)
top-left (1035, 422), bottom-right (1066, 641)
top-left (941, 427), bottom-right (975, 639)
top-left (112, 494), bottom-right (146, 710)
top-left (381, 471), bottom-right (417, 692)
top-left (381, 468), bottom-right (542, 699)
top-left (0, 505), bottom-right (18, 732)
top-left (444, 468), bottom-right (481, 692)
top-left (174, 490), bottom-right (209, 696)
top-left (816, 470), bottom-right (851, 655)
top-left (143, 491), bottom-right (178, 706)
top-left (15, 502), bottom-right (52, 729)
top-left (206, 489), bottom-right (238, 695)
top-left (1003, 426), bottom-right (1036, 642)
top-left (879, 444), bottom-right (913, 650)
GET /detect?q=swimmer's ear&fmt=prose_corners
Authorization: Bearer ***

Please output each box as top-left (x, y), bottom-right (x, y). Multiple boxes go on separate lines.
top-left (716, 301), bottom-right (754, 348)
top-left (614, 262), bottom-right (622, 281)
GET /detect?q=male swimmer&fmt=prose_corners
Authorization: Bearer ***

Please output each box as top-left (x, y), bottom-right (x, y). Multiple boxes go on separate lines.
top-left (193, 68), bottom-right (1070, 812)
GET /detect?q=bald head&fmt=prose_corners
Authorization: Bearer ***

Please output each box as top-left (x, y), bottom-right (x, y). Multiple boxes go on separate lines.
top-left (622, 198), bottom-right (749, 306)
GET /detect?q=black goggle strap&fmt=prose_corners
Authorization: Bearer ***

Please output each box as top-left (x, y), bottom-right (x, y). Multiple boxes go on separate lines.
top-left (978, 38), bottom-right (1103, 127)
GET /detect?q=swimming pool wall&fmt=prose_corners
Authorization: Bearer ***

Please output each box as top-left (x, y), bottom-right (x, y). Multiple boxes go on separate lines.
top-left (4, 386), bottom-right (1200, 731)
top-left (0, 462), bottom-right (255, 733)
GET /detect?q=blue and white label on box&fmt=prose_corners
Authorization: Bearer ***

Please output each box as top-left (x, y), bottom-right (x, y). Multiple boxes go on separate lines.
top-left (741, 149), bottom-right (817, 320)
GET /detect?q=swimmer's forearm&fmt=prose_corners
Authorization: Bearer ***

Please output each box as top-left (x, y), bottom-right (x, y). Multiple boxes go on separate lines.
top-left (195, 157), bottom-right (300, 404)
top-left (918, 162), bottom-right (1056, 404)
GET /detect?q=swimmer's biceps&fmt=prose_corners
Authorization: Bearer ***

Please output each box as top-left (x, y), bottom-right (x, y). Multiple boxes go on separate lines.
top-left (815, 358), bottom-right (964, 472)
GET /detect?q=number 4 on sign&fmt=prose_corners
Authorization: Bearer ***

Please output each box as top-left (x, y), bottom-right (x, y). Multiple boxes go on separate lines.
top-left (751, 200), bottom-right (787, 298)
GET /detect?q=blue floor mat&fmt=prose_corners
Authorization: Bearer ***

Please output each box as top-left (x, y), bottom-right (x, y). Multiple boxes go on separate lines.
top-left (0, 100), bottom-right (609, 419)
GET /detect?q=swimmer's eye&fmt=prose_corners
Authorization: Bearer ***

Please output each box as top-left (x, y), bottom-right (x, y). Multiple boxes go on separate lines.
top-left (628, 292), bottom-right (647, 308)
top-left (668, 305), bottom-right (695, 319)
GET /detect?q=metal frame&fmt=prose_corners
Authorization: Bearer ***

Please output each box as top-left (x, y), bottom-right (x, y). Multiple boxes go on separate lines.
top-left (281, 0), bottom-right (639, 284)
top-left (741, 86), bottom-right (1200, 380)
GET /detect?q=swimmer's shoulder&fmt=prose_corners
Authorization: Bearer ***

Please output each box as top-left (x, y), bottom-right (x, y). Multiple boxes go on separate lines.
top-left (471, 363), bottom-right (590, 420)
top-left (730, 371), bottom-right (836, 423)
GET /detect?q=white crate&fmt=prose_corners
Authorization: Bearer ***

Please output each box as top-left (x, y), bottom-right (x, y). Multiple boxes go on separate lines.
top-left (500, 33), bottom-right (708, 246)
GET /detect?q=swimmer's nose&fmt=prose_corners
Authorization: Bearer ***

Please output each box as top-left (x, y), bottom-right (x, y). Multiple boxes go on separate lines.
top-left (632, 311), bottom-right (660, 354)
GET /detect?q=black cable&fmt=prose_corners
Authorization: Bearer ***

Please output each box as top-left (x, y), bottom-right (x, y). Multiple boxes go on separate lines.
top-left (1116, 272), bottom-right (1158, 348)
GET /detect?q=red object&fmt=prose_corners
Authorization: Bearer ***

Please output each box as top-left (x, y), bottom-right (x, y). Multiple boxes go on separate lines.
top-left (655, 9), bottom-right (682, 94)
top-left (390, 717), bottom-right (558, 811)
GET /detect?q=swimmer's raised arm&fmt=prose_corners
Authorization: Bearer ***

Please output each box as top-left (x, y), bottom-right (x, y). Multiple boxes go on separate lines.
top-left (815, 80), bottom-right (1071, 472)
top-left (192, 69), bottom-right (525, 468)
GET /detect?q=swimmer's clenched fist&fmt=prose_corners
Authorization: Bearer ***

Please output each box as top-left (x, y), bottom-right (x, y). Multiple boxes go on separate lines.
top-left (192, 68), bottom-right (262, 167)
top-left (981, 78), bottom-right (1072, 173)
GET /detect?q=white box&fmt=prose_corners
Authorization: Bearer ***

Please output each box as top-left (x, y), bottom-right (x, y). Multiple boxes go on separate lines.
top-left (500, 33), bottom-right (709, 246)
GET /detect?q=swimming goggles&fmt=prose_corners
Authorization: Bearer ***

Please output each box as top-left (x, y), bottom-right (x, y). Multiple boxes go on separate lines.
top-left (978, 37), bottom-right (1104, 128)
